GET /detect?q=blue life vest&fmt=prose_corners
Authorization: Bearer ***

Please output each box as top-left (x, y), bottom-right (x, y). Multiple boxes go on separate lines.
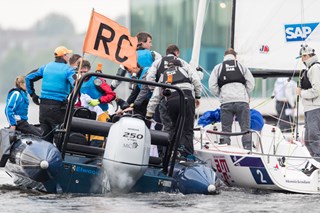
top-left (80, 77), bottom-right (109, 111)
top-left (137, 49), bottom-right (153, 67)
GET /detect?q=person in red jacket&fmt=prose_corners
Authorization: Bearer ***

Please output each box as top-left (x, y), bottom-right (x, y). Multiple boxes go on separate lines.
top-left (77, 60), bottom-right (116, 121)
top-left (77, 60), bottom-right (116, 147)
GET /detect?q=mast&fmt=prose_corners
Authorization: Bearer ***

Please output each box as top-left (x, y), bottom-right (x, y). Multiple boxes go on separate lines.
top-left (189, 0), bottom-right (207, 70)
top-left (230, 0), bottom-right (236, 49)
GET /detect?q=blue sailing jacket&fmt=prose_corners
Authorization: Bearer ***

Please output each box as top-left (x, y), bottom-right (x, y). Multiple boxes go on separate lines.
top-left (5, 88), bottom-right (29, 126)
top-left (26, 61), bottom-right (75, 102)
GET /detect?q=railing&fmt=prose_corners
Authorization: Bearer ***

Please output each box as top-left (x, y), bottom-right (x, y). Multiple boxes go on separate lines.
top-left (194, 126), bottom-right (320, 165)
top-left (194, 127), bottom-right (263, 153)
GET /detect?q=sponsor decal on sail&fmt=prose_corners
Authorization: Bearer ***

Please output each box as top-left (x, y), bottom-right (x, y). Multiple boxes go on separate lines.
top-left (284, 22), bottom-right (319, 42)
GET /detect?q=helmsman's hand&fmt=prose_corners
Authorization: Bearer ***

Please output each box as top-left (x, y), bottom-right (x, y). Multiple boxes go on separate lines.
top-left (296, 87), bottom-right (301, 96)
top-left (195, 99), bottom-right (200, 108)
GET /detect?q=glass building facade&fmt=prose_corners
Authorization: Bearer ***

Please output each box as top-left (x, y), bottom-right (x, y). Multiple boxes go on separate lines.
top-left (130, 0), bottom-right (277, 98)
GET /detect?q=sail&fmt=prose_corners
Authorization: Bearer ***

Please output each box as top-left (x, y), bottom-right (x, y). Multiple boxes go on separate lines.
top-left (233, 0), bottom-right (320, 72)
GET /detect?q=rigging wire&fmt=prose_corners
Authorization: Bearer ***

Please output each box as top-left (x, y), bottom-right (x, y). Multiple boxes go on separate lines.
top-left (300, 0), bottom-right (305, 46)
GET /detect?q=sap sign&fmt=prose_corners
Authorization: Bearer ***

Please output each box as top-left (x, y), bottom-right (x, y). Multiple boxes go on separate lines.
top-left (285, 22), bottom-right (319, 42)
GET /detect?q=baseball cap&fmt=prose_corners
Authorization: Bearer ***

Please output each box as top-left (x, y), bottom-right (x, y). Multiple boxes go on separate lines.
top-left (54, 46), bottom-right (72, 57)
top-left (297, 45), bottom-right (315, 59)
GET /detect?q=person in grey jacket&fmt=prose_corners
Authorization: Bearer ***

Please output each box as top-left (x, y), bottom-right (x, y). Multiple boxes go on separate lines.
top-left (146, 45), bottom-right (198, 87)
top-left (146, 59), bottom-right (202, 157)
top-left (209, 48), bottom-right (255, 149)
top-left (146, 44), bottom-right (202, 132)
top-left (296, 45), bottom-right (320, 161)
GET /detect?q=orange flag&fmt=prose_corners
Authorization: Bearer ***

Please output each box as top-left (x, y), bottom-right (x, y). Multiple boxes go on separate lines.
top-left (83, 9), bottom-right (138, 70)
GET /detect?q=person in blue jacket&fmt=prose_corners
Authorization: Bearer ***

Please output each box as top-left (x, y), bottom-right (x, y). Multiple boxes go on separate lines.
top-left (5, 75), bottom-right (41, 136)
top-left (110, 31), bottom-right (161, 91)
top-left (25, 46), bottom-right (76, 142)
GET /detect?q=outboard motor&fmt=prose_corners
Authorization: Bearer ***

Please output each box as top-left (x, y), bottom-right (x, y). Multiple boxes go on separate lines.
top-left (103, 115), bottom-right (151, 193)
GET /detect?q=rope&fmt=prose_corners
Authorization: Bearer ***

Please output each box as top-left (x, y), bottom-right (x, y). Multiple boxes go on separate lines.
top-left (251, 96), bottom-right (274, 109)
top-left (40, 126), bottom-right (60, 140)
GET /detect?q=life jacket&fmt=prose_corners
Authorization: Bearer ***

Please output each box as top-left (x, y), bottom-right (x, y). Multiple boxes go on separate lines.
top-left (156, 55), bottom-right (176, 82)
top-left (300, 62), bottom-right (320, 90)
top-left (80, 77), bottom-right (109, 111)
top-left (162, 66), bottom-right (191, 85)
top-left (218, 60), bottom-right (246, 88)
top-left (137, 49), bottom-right (153, 68)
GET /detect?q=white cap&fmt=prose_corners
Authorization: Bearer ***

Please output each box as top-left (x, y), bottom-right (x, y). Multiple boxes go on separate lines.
top-left (297, 45), bottom-right (315, 58)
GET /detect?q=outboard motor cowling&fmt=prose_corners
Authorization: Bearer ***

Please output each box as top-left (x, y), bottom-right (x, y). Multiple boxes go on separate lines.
top-left (103, 116), bottom-right (151, 193)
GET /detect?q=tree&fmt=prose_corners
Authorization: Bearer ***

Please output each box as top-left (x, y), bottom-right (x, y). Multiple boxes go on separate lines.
top-left (32, 13), bottom-right (75, 36)
top-left (0, 46), bottom-right (28, 100)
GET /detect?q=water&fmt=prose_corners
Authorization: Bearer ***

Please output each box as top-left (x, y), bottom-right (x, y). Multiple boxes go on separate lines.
top-left (0, 104), bottom-right (318, 212)
top-left (0, 168), bottom-right (318, 213)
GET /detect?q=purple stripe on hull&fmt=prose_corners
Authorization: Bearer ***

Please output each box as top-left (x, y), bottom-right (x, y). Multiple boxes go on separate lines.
top-left (230, 155), bottom-right (265, 168)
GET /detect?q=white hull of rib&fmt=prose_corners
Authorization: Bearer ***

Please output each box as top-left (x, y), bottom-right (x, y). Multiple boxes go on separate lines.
top-left (194, 123), bottom-right (320, 194)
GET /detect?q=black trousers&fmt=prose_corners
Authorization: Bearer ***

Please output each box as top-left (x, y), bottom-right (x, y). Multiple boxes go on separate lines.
top-left (133, 98), bottom-right (149, 117)
top-left (167, 90), bottom-right (195, 156)
top-left (39, 99), bottom-right (66, 142)
top-left (16, 120), bottom-right (42, 137)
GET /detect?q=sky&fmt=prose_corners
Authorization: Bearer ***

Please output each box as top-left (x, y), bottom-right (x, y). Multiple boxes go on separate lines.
top-left (0, 0), bottom-right (129, 33)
